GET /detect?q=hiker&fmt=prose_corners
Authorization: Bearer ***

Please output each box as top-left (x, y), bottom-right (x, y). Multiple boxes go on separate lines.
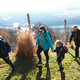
top-left (52, 40), bottom-right (64, 72)
top-left (70, 25), bottom-right (80, 61)
top-left (0, 36), bottom-right (15, 74)
top-left (36, 25), bottom-right (54, 67)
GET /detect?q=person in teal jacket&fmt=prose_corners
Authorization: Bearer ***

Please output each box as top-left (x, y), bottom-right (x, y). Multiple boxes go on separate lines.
top-left (36, 25), bottom-right (54, 67)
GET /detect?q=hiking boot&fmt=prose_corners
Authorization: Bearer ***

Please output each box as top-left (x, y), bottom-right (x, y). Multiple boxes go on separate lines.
top-left (36, 61), bottom-right (42, 65)
top-left (10, 68), bottom-right (16, 74)
top-left (57, 68), bottom-right (60, 71)
top-left (44, 63), bottom-right (49, 67)
top-left (74, 58), bottom-right (77, 61)
top-left (60, 67), bottom-right (64, 72)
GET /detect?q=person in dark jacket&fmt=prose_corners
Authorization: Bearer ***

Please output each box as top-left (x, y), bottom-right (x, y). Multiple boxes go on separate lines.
top-left (53, 40), bottom-right (64, 72)
top-left (0, 36), bottom-right (15, 74)
top-left (70, 25), bottom-right (80, 61)
top-left (36, 25), bottom-right (54, 67)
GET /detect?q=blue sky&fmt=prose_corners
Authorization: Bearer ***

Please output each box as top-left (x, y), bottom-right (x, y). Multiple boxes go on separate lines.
top-left (0, 0), bottom-right (80, 28)
top-left (0, 0), bottom-right (80, 13)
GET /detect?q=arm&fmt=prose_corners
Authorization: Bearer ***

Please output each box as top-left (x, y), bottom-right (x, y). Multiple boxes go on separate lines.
top-left (0, 40), bottom-right (8, 57)
top-left (70, 32), bottom-right (74, 43)
top-left (46, 34), bottom-right (54, 50)
top-left (54, 47), bottom-right (58, 52)
top-left (36, 33), bottom-right (40, 45)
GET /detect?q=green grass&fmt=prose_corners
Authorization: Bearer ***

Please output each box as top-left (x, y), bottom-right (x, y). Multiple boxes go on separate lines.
top-left (0, 48), bottom-right (80, 80)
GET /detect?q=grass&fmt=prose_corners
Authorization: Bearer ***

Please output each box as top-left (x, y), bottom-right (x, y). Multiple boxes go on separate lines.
top-left (0, 47), bottom-right (80, 80)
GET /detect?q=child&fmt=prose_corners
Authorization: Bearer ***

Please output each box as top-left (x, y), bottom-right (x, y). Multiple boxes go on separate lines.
top-left (53, 40), bottom-right (64, 72)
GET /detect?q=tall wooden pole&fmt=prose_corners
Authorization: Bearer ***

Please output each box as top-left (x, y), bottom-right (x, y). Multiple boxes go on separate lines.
top-left (27, 14), bottom-right (31, 32)
top-left (64, 20), bottom-right (67, 45)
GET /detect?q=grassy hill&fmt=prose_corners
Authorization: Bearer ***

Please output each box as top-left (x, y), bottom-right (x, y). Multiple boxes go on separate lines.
top-left (0, 47), bottom-right (80, 80)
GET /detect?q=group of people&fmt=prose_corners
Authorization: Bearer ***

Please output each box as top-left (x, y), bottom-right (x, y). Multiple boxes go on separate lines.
top-left (36, 25), bottom-right (80, 72)
top-left (0, 25), bottom-right (80, 74)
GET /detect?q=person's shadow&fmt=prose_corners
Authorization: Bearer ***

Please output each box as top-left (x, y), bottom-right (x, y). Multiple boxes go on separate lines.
top-left (76, 59), bottom-right (80, 65)
top-left (36, 65), bottom-right (51, 80)
top-left (36, 66), bottom-right (43, 80)
top-left (60, 72), bottom-right (65, 80)
top-left (67, 51), bottom-right (75, 58)
top-left (6, 55), bottom-right (36, 80)
top-left (68, 51), bottom-right (80, 71)
top-left (46, 65), bottom-right (51, 80)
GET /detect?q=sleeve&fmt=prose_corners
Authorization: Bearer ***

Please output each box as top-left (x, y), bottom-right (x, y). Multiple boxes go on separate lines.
top-left (46, 33), bottom-right (54, 50)
top-left (36, 33), bottom-right (40, 45)
top-left (54, 47), bottom-right (57, 52)
top-left (57, 48), bottom-right (64, 61)
top-left (0, 40), bottom-right (8, 57)
top-left (70, 32), bottom-right (74, 42)
top-left (9, 47), bottom-right (12, 52)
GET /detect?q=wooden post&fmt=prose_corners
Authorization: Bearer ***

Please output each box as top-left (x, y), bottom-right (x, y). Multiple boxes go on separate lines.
top-left (27, 14), bottom-right (31, 32)
top-left (64, 20), bottom-right (67, 45)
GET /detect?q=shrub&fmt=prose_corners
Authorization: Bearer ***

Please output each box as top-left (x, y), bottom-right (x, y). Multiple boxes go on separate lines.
top-left (16, 31), bottom-right (37, 58)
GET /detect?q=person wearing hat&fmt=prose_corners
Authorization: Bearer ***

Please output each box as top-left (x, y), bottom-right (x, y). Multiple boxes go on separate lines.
top-left (70, 25), bottom-right (80, 61)
top-left (0, 36), bottom-right (15, 74)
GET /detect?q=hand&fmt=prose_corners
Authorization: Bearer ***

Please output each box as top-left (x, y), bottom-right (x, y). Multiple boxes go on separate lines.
top-left (56, 60), bottom-right (58, 62)
top-left (51, 50), bottom-right (54, 53)
top-left (69, 42), bottom-right (71, 45)
top-left (35, 45), bottom-right (37, 48)
top-left (5, 57), bottom-right (9, 59)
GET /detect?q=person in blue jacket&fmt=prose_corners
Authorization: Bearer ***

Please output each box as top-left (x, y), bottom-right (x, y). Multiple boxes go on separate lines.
top-left (53, 40), bottom-right (64, 72)
top-left (0, 36), bottom-right (15, 74)
top-left (36, 25), bottom-right (54, 67)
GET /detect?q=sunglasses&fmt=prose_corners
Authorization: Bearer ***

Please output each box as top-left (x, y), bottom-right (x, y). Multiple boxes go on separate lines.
top-left (39, 31), bottom-right (42, 33)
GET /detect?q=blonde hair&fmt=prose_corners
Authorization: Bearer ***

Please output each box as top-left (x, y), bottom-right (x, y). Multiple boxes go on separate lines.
top-left (55, 40), bottom-right (63, 45)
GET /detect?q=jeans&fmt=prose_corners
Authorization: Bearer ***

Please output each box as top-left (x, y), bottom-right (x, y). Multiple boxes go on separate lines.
top-left (1, 56), bottom-right (15, 70)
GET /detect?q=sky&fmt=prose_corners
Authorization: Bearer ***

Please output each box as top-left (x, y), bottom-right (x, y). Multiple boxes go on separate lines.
top-left (0, 0), bottom-right (80, 12)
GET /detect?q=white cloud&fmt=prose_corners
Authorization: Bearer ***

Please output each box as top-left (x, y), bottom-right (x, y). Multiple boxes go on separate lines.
top-left (2, 15), bottom-right (12, 20)
top-left (13, 22), bottom-right (20, 28)
top-left (21, 22), bottom-right (28, 26)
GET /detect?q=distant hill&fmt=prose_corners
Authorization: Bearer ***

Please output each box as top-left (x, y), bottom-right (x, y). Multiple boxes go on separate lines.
top-left (0, 9), bottom-right (80, 28)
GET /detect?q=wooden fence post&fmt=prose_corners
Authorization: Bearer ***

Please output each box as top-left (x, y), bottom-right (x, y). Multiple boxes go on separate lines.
top-left (27, 13), bottom-right (31, 32)
top-left (64, 20), bottom-right (67, 45)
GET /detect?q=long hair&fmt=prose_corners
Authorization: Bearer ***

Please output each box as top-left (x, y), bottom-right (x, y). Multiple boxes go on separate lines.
top-left (39, 25), bottom-right (46, 33)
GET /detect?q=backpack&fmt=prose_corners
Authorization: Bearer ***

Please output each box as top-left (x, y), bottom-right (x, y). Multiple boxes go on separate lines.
top-left (5, 42), bottom-right (12, 52)
top-left (45, 33), bottom-right (52, 41)
top-left (63, 45), bottom-right (68, 53)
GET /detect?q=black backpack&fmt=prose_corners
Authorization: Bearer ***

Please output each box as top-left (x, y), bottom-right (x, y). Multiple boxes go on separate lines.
top-left (5, 42), bottom-right (11, 52)
top-left (45, 33), bottom-right (52, 41)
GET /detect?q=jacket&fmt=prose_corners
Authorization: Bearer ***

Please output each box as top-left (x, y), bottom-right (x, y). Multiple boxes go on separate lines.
top-left (0, 40), bottom-right (8, 57)
top-left (70, 29), bottom-right (80, 45)
top-left (54, 45), bottom-right (64, 61)
top-left (36, 31), bottom-right (54, 51)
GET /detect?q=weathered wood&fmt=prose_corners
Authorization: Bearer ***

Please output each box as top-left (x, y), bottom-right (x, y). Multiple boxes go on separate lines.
top-left (64, 20), bottom-right (67, 45)
top-left (27, 14), bottom-right (31, 32)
